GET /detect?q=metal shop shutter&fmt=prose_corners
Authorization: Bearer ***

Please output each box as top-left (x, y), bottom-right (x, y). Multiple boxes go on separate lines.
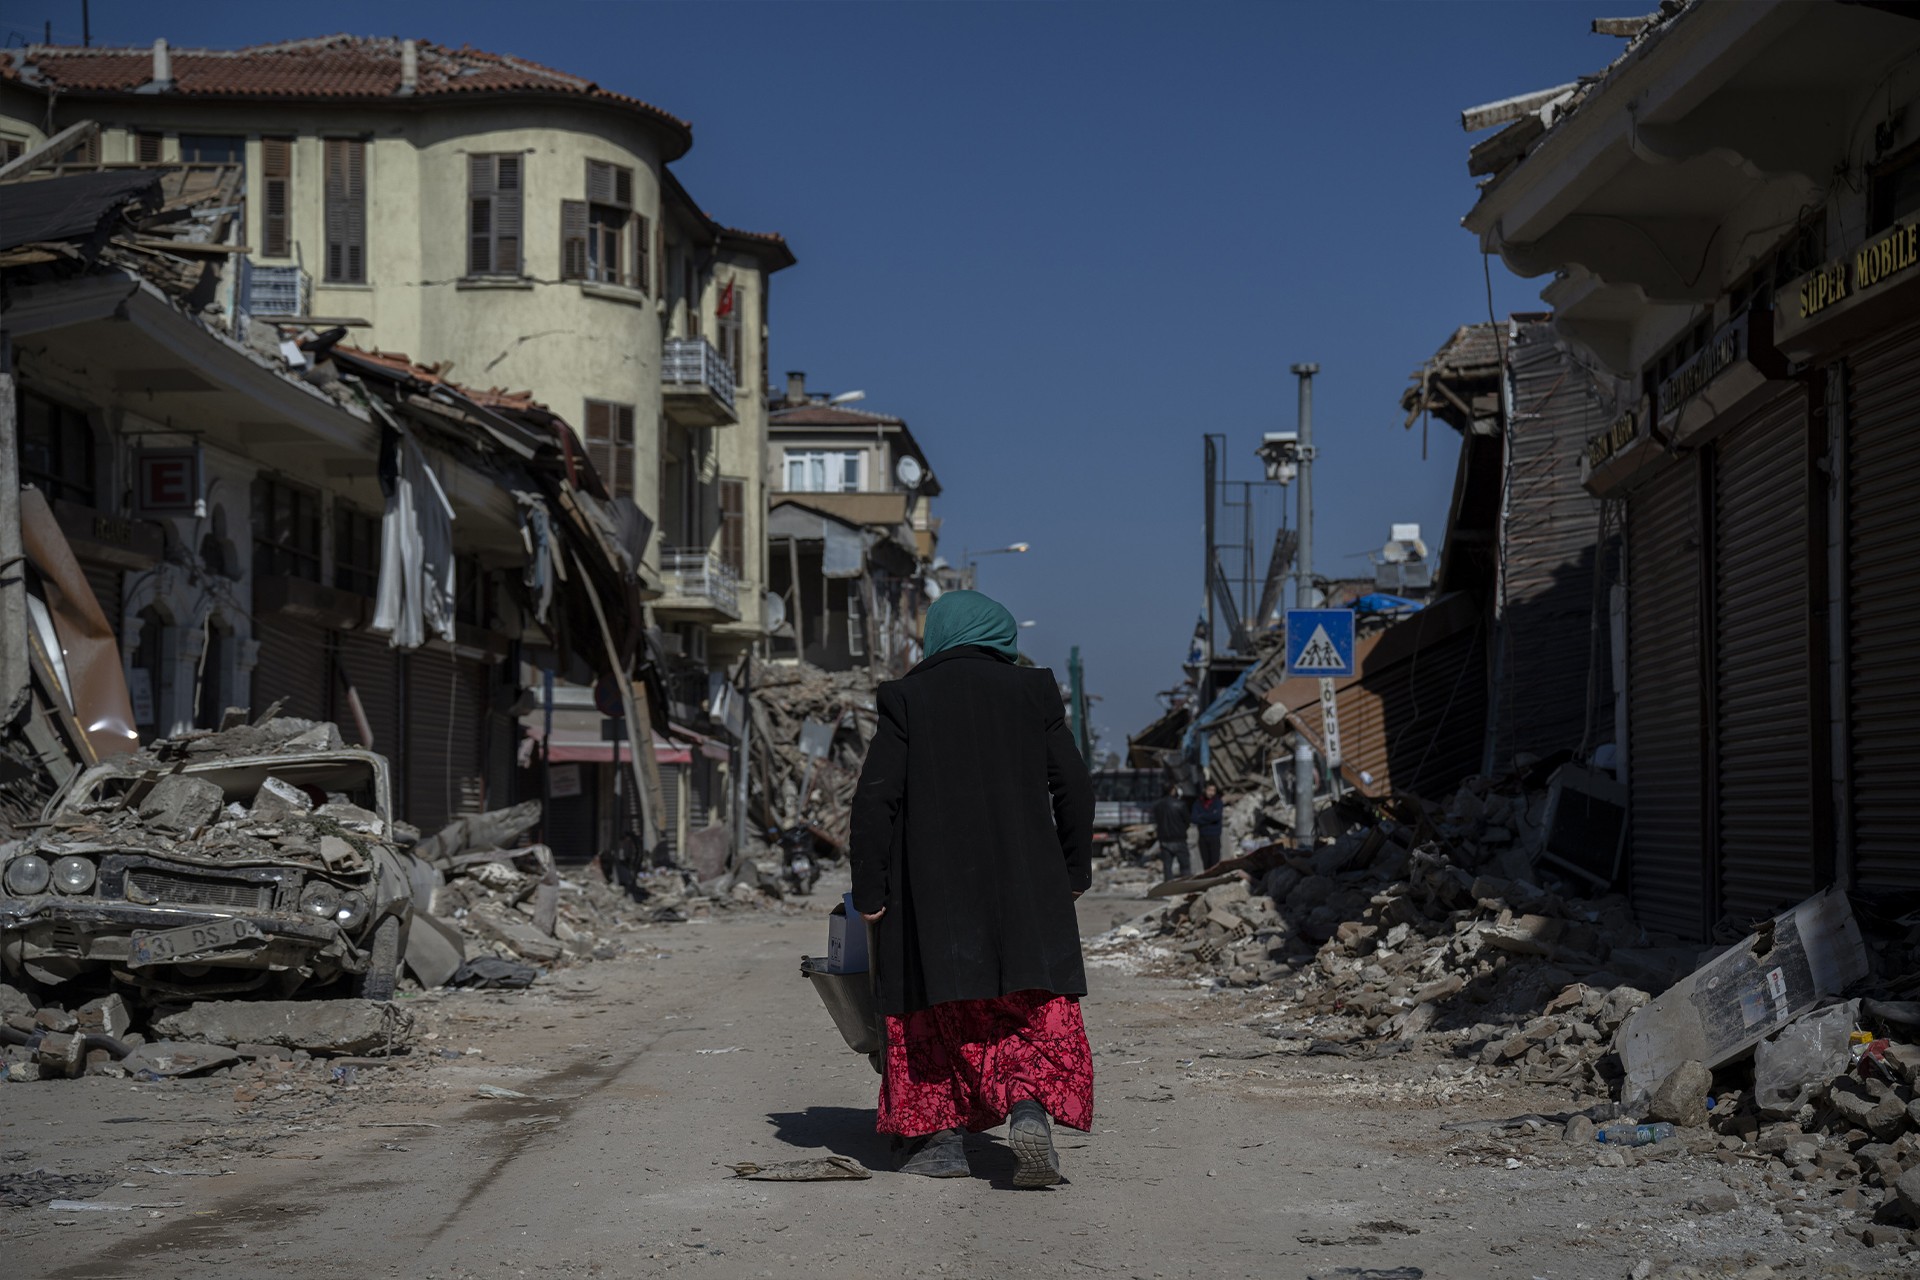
top-left (252, 618), bottom-right (329, 722)
top-left (1713, 389), bottom-right (1814, 925)
top-left (404, 647), bottom-right (459, 838)
top-left (333, 629), bottom-right (402, 772)
top-left (1848, 320), bottom-right (1920, 891)
top-left (452, 656), bottom-right (492, 815)
top-left (1625, 458), bottom-right (1707, 940)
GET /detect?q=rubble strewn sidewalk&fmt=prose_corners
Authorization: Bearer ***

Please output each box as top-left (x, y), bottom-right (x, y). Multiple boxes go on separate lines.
top-left (1089, 768), bottom-right (1920, 1254)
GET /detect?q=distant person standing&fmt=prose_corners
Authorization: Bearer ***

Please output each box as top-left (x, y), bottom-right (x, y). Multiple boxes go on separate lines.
top-left (1151, 782), bottom-right (1191, 881)
top-left (1191, 781), bottom-right (1225, 871)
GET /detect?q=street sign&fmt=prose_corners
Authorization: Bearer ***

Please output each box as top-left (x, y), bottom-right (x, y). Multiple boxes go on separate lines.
top-left (1285, 608), bottom-right (1355, 678)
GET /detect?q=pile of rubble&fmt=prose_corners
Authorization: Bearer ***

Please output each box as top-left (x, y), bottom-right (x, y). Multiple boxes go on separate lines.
top-left (747, 664), bottom-right (879, 836)
top-left (1091, 767), bottom-right (1920, 1241)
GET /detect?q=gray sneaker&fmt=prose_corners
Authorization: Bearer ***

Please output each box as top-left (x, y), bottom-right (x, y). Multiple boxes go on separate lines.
top-left (899, 1127), bottom-right (970, 1178)
top-left (1007, 1100), bottom-right (1063, 1188)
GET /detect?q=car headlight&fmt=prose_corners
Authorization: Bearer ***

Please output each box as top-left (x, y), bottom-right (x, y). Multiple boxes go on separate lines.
top-left (300, 882), bottom-right (339, 918)
top-left (3, 855), bottom-right (51, 895)
top-left (51, 856), bottom-right (96, 895)
top-left (336, 890), bottom-right (369, 929)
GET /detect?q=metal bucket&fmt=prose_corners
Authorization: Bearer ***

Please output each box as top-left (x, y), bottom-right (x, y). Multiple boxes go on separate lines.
top-left (801, 957), bottom-right (885, 1063)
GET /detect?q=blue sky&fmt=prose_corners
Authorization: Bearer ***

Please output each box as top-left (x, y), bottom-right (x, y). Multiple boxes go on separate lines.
top-left (8, 1), bottom-right (1617, 747)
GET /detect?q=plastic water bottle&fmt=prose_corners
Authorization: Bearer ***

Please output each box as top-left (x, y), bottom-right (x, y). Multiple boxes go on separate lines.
top-left (1594, 1122), bottom-right (1675, 1146)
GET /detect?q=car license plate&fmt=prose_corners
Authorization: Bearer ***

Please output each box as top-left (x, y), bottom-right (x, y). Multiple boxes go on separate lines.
top-left (129, 918), bottom-right (265, 967)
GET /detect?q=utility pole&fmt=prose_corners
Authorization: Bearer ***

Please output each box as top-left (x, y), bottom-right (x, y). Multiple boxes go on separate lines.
top-left (1068, 646), bottom-right (1091, 764)
top-left (0, 329), bottom-right (26, 726)
top-left (1290, 363), bottom-right (1319, 608)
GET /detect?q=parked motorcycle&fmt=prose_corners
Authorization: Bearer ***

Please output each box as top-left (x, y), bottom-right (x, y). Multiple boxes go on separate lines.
top-left (768, 824), bottom-right (822, 897)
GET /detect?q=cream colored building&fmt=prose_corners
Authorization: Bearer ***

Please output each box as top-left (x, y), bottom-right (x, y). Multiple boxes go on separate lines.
top-left (0, 35), bottom-right (794, 692)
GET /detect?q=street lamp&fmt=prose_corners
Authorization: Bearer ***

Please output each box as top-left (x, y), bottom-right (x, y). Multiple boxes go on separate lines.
top-left (957, 542), bottom-right (1031, 590)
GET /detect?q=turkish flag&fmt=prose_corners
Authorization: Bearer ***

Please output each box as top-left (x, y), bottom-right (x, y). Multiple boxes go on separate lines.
top-left (717, 280), bottom-right (735, 317)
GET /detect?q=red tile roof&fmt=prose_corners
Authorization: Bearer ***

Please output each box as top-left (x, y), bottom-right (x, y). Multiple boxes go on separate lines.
top-left (769, 404), bottom-right (905, 428)
top-left (0, 36), bottom-right (691, 157)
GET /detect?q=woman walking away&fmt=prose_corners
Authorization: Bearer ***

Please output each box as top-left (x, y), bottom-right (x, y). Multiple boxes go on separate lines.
top-left (1191, 780), bottom-right (1225, 871)
top-left (850, 589), bottom-right (1096, 1187)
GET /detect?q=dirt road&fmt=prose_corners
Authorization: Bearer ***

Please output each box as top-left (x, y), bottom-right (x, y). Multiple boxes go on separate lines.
top-left (0, 878), bottom-right (1869, 1279)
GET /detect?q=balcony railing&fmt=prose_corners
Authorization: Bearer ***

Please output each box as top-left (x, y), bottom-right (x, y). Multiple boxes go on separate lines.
top-left (660, 548), bottom-right (740, 619)
top-left (662, 337), bottom-right (736, 415)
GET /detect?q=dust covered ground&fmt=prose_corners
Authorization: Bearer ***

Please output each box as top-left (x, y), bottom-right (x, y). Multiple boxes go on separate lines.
top-left (1, 871), bottom-right (1907, 1279)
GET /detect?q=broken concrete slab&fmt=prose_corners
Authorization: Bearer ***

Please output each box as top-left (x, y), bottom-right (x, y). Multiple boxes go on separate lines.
top-left (74, 994), bottom-right (131, 1040)
top-left (466, 902), bottom-right (565, 964)
top-left (137, 773), bottom-right (225, 831)
top-left (151, 1000), bottom-right (409, 1056)
top-left (120, 1040), bottom-right (241, 1078)
top-left (403, 910), bottom-right (466, 988)
top-left (1615, 888), bottom-right (1868, 1103)
top-left (250, 775), bottom-right (313, 821)
top-left (1647, 1059), bottom-right (1711, 1128)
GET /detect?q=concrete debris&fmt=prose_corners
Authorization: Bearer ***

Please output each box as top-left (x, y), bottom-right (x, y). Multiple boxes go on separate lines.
top-left (729, 1156), bottom-right (872, 1181)
top-left (1647, 1060), bottom-right (1712, 1129)
top-left (747, 663), bottom-right (878, 841)
top-left (118, 1040), bottom-right (242, 1078)
top-left (150, 999), bottom-right (412, 1057)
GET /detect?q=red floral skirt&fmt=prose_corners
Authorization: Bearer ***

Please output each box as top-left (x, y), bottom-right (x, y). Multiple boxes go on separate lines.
top-left (876, 989), bottom-right (1094, 1137)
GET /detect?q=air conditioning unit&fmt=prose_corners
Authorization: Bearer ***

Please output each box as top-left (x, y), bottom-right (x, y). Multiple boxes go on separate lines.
top-left (244, 263), bottom-right (307, 317)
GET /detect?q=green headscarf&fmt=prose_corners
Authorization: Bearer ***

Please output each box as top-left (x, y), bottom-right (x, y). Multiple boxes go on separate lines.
top-left (922, 589), bottom-right (1019, 659)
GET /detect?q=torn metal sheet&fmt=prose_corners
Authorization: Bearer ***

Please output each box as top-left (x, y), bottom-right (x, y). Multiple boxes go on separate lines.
top-left (1615, 887), bottom-right (1868, 1101)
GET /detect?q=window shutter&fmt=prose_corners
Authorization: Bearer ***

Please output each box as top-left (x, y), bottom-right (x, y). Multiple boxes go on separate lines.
top-left (719, 478), bottom-right (744, 573)
top-left (468, 154), bottom-right (494, 276)
top-left (495, 155), bottom-right (522, 275)
top-left (587, 159), bottom-right (615, 206)
top-left (561, 200), bottom-right (588, 281)
top-left (614, 166), bottom-right (633, 209)
top-left (344, 141), bottom-right (366, 282)
top-left (325, 140), bottom-right (347, 280)
top-left (634, 214), bottom-right (651, 294)
top-left (584, 401), bottom-right (612, 489)
top-left (262, 138), bottom-right (291, 258)
top-left (615, 406), bottom-right (635, 499)
top-left (135, 132), bottom-right (163, 164)
top-left (655, 220), bottom-right (666, 298)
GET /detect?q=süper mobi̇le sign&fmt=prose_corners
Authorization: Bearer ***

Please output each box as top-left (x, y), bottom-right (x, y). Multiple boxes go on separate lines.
top-left (1775, 217), bottom-right (1920, 359)
top-left (1580, 396), bottom-right (1657, 496)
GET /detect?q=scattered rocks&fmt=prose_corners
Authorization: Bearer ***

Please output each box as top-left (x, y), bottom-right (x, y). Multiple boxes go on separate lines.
top-left (1649, 1060), bottom-right (1712, 1129)
top-left (151, 999), bottom-right (409, 1056)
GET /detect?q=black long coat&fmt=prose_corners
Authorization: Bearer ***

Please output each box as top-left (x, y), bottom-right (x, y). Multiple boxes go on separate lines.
top-left (849, 645), bottom-right (1095, 1017)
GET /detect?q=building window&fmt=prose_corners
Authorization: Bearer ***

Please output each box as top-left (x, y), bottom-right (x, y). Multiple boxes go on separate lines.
top-left (584, 400), bottom-right (636, 500)
top-left (262, 137), bottom-right (292, 259)
top-left (324, 138), bottom-right (366, 283)
top-left (16, 391), bottom-right (96, 505)
top-left (0, 137), bottom-right (23, 165)
top-left (252, 476), bottom-right (322, 582)
top-left (718, 478), bottom-right (746, 574)
top-left (562, 159), bottom-right (638, 288)
top-left (681, 254), bottom-right (701, 339)
top-left (334, 500), bottom-right (380, 597)
top-left (847, 586), bottom-right (866, 658)
top-left (785, 450), bottom-right (862, 494)
top-left (717, 281), bottom-right (743, 385)
top-left (134, 132), bottom-right (163, 164)
top-left (467, 153), bottom-right (523, 277)
top-left (59, 132), bottom-right (101, 165)
top-left (179, 134), bottom-right (242, 166)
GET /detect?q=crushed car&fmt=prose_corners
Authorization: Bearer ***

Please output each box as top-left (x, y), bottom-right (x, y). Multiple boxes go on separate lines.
top-left (0, 718), bottom-right (412, 1003)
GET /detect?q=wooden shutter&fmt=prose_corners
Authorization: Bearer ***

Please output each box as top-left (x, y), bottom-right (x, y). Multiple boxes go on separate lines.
top-left (633, 214), bottom-right (651, 293)
top-left (613, 406), bottom-right (634, 499)
top-left (134, 132), bottom-right (163, 164)
top-left (587, 159), bottom-right (616, 205)
top-left (494, 155), bottom-right (522, 274)
top-left (262, 138), bottom-right (291, 258)
top-left (585, 401), bottom-right (613, 486)
top-left (324, 139), bottom-right (365, 282)
top-left (655, 220), bottom-right (666, 297)
top-left (561, 200), bottom-right (588, 280)
top-left (468, 154), bottom-right (521, 276)
top-left (719, 479), bottom-right (745, 573)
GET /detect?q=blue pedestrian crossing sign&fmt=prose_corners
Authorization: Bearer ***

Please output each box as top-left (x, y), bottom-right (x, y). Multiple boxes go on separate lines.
top-left (1285, 609), bottom-right (1356, 678)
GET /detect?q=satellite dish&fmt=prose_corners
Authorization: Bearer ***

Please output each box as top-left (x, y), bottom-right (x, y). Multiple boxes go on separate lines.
top-left (895, 454), bottom-right (925, 490)
top-left (829, 390), bottom-right (867, 405)
top-left (763, 590), bottom-right (787, 630)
